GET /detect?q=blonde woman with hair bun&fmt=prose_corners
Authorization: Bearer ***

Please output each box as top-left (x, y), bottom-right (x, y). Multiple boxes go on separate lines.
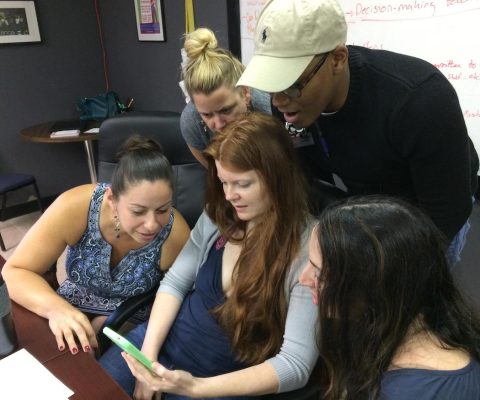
top-left (180, 27), bottom-right (271, 168)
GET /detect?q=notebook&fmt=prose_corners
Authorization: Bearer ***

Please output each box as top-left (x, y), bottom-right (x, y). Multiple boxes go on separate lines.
top-left (49, 120), bottom-right (87, 138)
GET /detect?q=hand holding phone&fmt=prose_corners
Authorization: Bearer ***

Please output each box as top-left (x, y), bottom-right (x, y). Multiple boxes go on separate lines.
top-left (102, 327), bottom-right (153, 370)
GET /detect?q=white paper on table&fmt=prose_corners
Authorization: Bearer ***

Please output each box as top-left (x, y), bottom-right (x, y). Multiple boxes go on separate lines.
top-left (83, 127), bottom-right (99, 134)
top-left (50, 130), bottom-right (80, 138)
top-left (0, 348), bottom-right (74, 399)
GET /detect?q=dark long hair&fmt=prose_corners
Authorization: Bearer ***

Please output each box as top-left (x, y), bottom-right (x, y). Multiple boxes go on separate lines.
top-left (203, 112), bottom-right (310, 365)
top-left (315, 196), bottom-right (480, 399)
top-left (111, 134), bottom-right (173, 198)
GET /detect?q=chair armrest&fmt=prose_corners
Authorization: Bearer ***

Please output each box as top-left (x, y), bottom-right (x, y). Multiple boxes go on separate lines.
top-left (42, 262), bottom-right (59, 291)
top-left (97, 288), bottom-right (157, 354)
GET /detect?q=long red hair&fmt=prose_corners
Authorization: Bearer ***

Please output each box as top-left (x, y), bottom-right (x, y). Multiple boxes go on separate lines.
top-left (203, 112), bottom-right (310, 364)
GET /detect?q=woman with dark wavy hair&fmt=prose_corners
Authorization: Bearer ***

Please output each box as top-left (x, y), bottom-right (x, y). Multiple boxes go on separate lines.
top-left (100, 112), bottom-right (319, 399)
top-left (300, 196), bottom-right (480, 399)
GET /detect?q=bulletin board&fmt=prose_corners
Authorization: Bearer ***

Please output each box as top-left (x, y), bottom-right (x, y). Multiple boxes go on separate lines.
top-left (239, 0), bottom-right (480, 167)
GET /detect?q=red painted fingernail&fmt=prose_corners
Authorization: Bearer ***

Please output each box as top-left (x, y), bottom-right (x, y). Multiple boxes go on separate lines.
top-left (59, 345), bottom-right (64, 351)
top-left (72, 347), bottom-right (78, 354)
top-left (84, 345), bottom-right (91, 352)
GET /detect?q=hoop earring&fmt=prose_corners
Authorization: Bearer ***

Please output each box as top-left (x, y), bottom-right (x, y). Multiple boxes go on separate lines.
top-left (113, 214), bottom-right (121, 239)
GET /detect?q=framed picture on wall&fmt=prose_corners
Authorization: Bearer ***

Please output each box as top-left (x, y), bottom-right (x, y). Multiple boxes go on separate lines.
top-left (0, 1), bottom-right (41, 44)
top-left (134, 0), bottom-right (165, 41)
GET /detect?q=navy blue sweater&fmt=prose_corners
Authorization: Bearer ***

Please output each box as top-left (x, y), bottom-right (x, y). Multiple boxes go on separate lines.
top-left (288, 46), bottom-right (478, 240)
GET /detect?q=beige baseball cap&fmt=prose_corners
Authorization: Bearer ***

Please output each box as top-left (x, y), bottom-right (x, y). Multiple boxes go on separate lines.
top-left (237, 0), bottom-right (347, 92)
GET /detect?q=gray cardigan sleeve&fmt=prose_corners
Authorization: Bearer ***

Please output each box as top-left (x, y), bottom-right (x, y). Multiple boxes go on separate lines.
top-left (157, 212), bottom-right (219, 300)
top-left (266, 222), bottom-right (320, 392)
top-left (158, 214), bottom-right (319, 392)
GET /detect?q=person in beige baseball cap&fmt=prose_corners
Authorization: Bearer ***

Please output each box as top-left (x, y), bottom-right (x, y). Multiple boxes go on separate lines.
top-left (237, 0), bottom-right (347, 95)
top-left (237, 0), bottom-right (349, 128)
top-left (238, 0), bottom-right (478, 265)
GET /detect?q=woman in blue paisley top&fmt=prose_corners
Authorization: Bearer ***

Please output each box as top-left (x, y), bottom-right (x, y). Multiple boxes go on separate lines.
top-left (2, 135), bottom-right (190, 356)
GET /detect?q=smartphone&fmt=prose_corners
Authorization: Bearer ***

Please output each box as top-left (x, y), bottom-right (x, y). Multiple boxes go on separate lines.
top-left (102, 327), bottom-right (153, 371)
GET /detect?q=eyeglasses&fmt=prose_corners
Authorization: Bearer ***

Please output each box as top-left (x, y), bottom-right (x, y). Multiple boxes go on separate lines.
top-left (276, 53), bottom-right (330, 99)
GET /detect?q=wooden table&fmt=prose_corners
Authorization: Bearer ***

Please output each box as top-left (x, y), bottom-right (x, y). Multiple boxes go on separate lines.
top-left (21, 121), bottom-right (100, 183)
top-left (12, 302), bottom-right (130, 399)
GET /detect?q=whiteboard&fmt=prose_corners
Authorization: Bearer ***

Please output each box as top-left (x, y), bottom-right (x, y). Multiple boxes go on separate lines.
top-left (239, 0), bottom-right (480, 165)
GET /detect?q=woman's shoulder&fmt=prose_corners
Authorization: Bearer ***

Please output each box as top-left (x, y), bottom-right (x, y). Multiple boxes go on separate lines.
top-left (285, 216), bottom-right (316, 284)
top-left (382, 358), bottom-right (480, 400)
top-left (37, 184), bottom-right (95, 244)
top-left (186, 211), bottom-right (220, 253)
top-left (300, 216), bottom-right (317, 245)
top-left (180, 101), bottom-right (201, 129)
top-left (392, 331), bottom-right (473, 372)
top-left (195, 210), bottom-right (216, 228)
top-left (51, 184), bottom-right (96, 213)
top-left (170, 208), bottom-right (190, 243)
top-left (180, 102), bottom-right (208, 148)
top-left (160, 208), bottom-right (190, 270)
top-left (251, 88), bottom-right (272, 114)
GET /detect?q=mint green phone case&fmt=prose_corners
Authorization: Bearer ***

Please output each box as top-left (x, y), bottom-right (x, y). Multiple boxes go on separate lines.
top-left (102, 327), bottom-right (153, 370)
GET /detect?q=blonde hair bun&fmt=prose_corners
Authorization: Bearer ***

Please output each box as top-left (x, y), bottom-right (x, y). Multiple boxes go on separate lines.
top-left (184, 27), bottom-right (218, 60)
top-left (181, 27), bottom-right (245, 95)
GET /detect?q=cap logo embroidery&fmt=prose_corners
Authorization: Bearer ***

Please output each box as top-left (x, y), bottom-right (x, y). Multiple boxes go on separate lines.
top-left (261, 27), bottom-right (268, 43)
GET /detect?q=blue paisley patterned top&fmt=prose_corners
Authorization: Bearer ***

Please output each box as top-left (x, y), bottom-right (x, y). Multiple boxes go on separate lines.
top-left (57, 183), bottom-right (174, 322)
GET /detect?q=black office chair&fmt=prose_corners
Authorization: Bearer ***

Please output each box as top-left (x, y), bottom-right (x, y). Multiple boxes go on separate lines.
top-left (97, 111), bottom-right (206, 228)
top-left (95, 111), bottom-right (207, 353)
top-left (0, 173), bottom-right (44, 251)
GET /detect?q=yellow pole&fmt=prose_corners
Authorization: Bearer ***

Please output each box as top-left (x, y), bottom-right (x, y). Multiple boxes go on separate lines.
top-left (185, 0), bottom-right (195, 33)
